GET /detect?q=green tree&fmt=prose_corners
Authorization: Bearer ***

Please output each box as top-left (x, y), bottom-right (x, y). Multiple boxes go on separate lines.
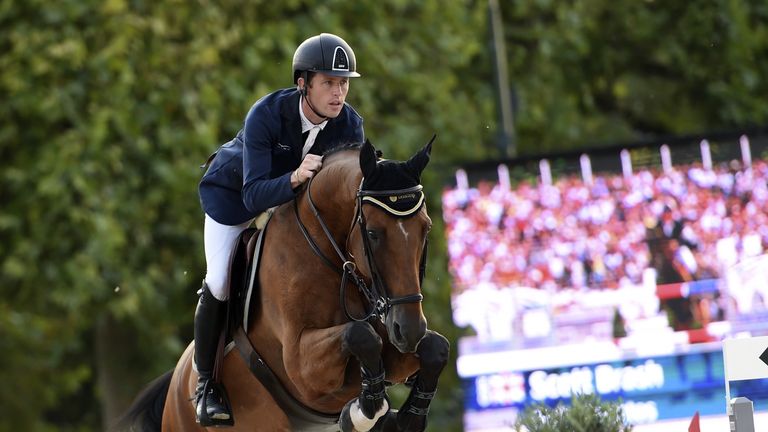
top-left (502, 0), bottom-right (768, 155)
top-left (1, 1), bottom-right (490, 430)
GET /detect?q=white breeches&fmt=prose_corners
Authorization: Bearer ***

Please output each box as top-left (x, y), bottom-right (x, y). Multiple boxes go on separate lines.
top-left (203, 214), bottom-right (252, 301)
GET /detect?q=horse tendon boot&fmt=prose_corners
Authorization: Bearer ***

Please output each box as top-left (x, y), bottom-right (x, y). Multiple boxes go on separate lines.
top-left (340, 362), bottom-right (389, 432)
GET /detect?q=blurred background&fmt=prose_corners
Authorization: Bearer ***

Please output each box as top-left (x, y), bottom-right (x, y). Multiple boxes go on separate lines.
top-left (1, 0), bottom-right (767, 431)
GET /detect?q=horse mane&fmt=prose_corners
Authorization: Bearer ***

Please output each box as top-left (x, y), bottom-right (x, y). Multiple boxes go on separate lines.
top-left (322, 141), bottom-right (363, 159)
top-left (322, 140), bottom-right (384, 161)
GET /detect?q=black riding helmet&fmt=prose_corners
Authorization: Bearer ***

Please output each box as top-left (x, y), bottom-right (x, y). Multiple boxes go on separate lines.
top-left (292, 33), bottom-right (361, 84)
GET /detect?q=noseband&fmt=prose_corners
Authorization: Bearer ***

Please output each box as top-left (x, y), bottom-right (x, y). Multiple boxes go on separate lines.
top-left (294, 176), bottom-right (426, 323)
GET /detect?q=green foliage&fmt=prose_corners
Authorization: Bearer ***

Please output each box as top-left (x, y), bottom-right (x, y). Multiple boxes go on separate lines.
top-left (515, 394), bottom-right (633, 432)
top-left (503, 0), bottom-right (768, 154)
top-left (1, 0), bottom-right (212, 428)
top-left (0, 1), bottom-right (488, 430)
top-left (1, 0), bottom-right (767, 430)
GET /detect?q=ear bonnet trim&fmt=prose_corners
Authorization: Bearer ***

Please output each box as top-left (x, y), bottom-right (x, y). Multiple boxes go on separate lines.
top-left (358, 185), bottom-right (424, 217)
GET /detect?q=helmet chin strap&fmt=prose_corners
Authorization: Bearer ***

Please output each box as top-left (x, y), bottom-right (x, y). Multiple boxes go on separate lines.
top-left (301, 72), bottom-right (328, 121)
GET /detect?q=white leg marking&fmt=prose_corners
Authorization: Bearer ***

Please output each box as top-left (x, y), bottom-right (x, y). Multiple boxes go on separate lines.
top-left (350, 398), bottom-right (389, 432)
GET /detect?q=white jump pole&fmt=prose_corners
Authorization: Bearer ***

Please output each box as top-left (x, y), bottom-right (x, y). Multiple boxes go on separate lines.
top-left (539, 159), bottom-right (552, 186)
top-left (660, 144), bottom-right (672, 174)
top-left (455, 168), bottom-right (469, 191)
top-left (700, 139), bottom-right (712, 171)
top-left (620, 149), bottom-right (633, 180)
top-left (497, 164), bottom-right (510, 191)
top-left (740, 135), bottom-right (752, 168)
top-left (580, 153), bottom-right (593, 186)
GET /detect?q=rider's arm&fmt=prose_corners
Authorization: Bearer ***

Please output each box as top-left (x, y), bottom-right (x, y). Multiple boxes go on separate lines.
top-left (241, 104), bottom-right (296, 214)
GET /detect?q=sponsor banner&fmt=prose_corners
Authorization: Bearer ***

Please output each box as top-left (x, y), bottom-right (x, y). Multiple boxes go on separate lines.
top-left (461, 346), bottom-right (768, 429)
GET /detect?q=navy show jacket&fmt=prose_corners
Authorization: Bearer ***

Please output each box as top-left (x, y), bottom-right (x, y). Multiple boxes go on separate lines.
top-left (199, 88), bottom-right (364, 225)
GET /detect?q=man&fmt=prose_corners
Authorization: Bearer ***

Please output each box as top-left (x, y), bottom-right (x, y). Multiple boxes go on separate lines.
top-left (194, 33), bottom-right (364, 426)
top-left (646, 202), bottom-right (700, 330)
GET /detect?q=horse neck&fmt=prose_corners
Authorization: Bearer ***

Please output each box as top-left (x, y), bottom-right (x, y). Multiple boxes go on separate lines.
top-left (301, 155), bottom-right (361, 248)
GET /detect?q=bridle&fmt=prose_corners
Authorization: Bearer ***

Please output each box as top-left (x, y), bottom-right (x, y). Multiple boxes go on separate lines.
top-left (294, 176), bottom-right (428, 323)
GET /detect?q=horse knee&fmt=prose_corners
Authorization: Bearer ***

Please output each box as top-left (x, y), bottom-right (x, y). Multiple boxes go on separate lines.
top-left (416, 331), bottom-right (450, 371)
top-left (342, 321), bottom-right (383, 366)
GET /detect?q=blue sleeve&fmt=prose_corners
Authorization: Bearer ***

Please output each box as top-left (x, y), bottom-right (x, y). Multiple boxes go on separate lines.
top-left (347, 104), bottom-right (365, 143)
top-left (355, 121), bottom-right (365, 143)
top-left (241, 104), bottom-right (296, 214)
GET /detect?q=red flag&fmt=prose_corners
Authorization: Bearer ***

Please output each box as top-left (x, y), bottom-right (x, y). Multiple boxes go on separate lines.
top-left (688, 411), bottom-right (700, 432)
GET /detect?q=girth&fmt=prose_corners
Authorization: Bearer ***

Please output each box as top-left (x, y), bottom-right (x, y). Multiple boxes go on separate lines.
top-left (232, 327), bottom-right (340, 431)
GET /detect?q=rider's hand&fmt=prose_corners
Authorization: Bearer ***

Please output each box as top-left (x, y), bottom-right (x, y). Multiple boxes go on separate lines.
top-left (291, 154), bottom-right (322, 188)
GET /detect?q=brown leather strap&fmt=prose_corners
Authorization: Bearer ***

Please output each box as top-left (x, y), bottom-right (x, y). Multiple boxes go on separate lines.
top-left (232, 327), bottom-right (340, 430)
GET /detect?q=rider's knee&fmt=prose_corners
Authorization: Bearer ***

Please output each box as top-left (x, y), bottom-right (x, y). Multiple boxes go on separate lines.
top-left (203, 276), bottom-right (230, 301)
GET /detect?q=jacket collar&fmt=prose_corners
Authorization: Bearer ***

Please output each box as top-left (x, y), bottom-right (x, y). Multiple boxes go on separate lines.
top-left (280, 90), bottom-right (304, 159)
top-left (280, 88), bottom-right (346, 159)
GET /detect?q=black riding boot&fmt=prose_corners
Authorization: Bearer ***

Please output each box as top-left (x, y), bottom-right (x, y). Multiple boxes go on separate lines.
top-left (194, 282), bottom-right (234, 427)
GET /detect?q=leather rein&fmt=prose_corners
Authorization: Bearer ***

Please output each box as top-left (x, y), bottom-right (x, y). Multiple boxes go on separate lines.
top-left (293, 176), bottom-right (426, 323)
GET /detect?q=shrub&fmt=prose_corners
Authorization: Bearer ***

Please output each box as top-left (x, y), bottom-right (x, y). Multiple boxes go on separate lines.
top-left (514, 394), bottom-right (633, 432)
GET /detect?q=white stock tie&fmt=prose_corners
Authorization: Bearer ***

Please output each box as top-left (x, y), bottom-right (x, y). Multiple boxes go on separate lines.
top-left (301, 126), bottom-right (321, 159)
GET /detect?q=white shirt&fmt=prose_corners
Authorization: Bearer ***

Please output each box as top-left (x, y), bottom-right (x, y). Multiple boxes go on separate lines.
top-left (298, 96), bottom-right (328, 159)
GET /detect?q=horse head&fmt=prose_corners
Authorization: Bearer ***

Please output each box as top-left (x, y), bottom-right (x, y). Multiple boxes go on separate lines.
top-left (348, 138), bottom-right (434, 353)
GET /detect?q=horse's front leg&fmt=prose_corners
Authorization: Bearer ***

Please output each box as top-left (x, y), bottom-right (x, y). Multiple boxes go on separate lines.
top-left (282, 321), bottom-right (388, 431)
top-left (374, 330), bottom-right (450, 432)
top-left (338, 320), bottom-right (390, 432)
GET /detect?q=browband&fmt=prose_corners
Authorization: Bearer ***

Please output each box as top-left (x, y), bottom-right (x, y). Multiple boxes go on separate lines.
top-left (359, 185), bottom-right (425, 217)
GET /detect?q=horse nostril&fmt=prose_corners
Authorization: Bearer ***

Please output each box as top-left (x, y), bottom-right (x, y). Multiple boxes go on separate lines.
top-left (394, 322), bottom-right (403, 343)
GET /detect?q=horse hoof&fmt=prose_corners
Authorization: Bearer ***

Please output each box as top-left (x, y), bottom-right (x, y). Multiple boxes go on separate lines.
top-left (339, 399), bottom-right (359, 432)
top-left (339, 398), bottom-right (389, 432)
top-left (371, 409), bottom-right (399, 432)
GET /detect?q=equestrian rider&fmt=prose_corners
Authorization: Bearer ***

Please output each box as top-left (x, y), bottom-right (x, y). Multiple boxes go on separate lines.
top-left (195, 33), bottom-right (364, 427)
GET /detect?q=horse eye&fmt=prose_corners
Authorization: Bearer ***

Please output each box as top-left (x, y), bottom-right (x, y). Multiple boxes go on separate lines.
top-left (366, 230), bottom-right (379, 241)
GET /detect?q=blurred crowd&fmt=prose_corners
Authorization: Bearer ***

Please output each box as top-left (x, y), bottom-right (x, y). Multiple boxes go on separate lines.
top-left (443, 159), bottom-right (768, 295)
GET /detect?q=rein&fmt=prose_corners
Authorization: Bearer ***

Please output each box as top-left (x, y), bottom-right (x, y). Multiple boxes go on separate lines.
top-left (293, 176), bottom-right (425, 323)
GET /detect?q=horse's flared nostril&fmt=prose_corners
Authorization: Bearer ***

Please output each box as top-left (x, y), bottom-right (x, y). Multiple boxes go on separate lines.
top-left (387, 308), bottom-right (427, 353)
top-left (394, 322), bottom-right (404, 344)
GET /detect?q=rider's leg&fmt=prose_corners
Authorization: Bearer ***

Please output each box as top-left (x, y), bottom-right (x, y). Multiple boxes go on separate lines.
top-left (193, 215), bottom-right (251, 426)
top-left (193, 283), bottom-right (232, 426)
top-left (203, 214), bottom-right (252, 302)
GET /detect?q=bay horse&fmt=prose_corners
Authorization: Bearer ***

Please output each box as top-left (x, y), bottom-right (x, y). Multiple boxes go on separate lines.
top-left (117, 138), bottom-right (449, 431)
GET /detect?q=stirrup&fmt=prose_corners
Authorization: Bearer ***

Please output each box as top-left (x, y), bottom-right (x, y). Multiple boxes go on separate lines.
top-left (195, 379), bottom-right (234, 427)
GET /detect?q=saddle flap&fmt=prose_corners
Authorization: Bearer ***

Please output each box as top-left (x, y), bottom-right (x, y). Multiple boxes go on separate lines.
top-left (227, 226), bottom-right (266, 336)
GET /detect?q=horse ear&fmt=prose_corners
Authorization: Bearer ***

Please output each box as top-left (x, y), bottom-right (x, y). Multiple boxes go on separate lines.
top-left (406, 134), bottom-right (435, 178)
top-left (360, 139), bottom-right (378, 177)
